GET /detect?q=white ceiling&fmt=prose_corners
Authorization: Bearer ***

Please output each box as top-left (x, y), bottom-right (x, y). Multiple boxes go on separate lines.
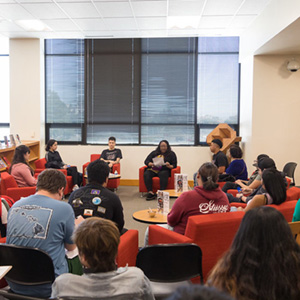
top-left (0, 0), bottom-right (272, 39)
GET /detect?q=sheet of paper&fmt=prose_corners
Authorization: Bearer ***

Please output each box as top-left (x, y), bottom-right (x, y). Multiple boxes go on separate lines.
top-left (153, 156), bottom-right (164, 167)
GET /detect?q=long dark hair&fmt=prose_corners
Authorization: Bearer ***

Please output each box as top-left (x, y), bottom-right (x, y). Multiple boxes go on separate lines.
top-left (46, 139), bottom-right (57, 152)
top-left (9, 145), bottom-right (34, 175)
top-left (198, 162), bottom-right (219, 190)
top-left (208, 206), bottom-right (300, 300)
top-left (155, 140), bottom-right (171, 156)
top-left (262, 168), bottom-right (286, 204)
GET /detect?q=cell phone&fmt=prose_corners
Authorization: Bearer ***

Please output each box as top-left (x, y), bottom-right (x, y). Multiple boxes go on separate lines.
top-left (237, 187), bottom-right (241, 193)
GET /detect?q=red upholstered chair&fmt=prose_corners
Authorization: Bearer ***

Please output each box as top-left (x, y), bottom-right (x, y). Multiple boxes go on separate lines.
top-left (139, 166), bottom-right (181, 193)
top-left (34, 158), bottom-right (73, 194)
top-left (116, 229), bottom-right (139, 267)
top-left (82, 154), bottom-right (120, 190)
top-left (228, 177), bottom-right (293, 198)
top-left (0, 172), bottom-right (36, 201)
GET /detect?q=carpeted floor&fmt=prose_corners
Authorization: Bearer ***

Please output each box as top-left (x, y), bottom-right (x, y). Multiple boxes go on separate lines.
top-left (116, 186), bottom-right (177, 247)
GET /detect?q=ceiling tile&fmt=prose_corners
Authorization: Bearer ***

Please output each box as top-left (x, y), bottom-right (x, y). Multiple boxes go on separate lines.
top-left (42, 19), bottom-right (80, 31)
top-left (104, 17), bottom-right (137, 30)
top-left (94, 2), bottom-right (133, 17)
top-left (131, 1), bottom-right (167, 17)
top-left (105, 30), bottom-right (140, 37)
top-left (0, 20), bottom-right (25, 31)
top-left (0, 0), bottom-right (17, 3)
top-left (140, 29), bottom-right (167, 37)
top-left (229, 15), bottom-right (256, 28)
top-left (21, 3), bottom-right (68, 19)
top-left (137, 17), bottom-right (166, 29)
top-left (58, 2), bottom-right (100, 18)
top-left (168, 0), bottom-right (206, 17)
top-left (55, 0), bottom-right (92, 2)
top-left (0, 4), bottom-right (35, 20)
top-left (73, 18), bottom-right (106, 31)
top-left (238, 0), bottom-right (271, 15)
top-left (198, 16), bottom-right (233, 28)
top-left (18, 0), bottom-right (53, 3)
top-left (203, 0), bottom-right (243, 16)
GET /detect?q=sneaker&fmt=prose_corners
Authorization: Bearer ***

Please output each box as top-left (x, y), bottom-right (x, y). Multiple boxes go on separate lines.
top-left (72, 184), bottom-right (79, 191)
top-left (146, 193), bottom-right (156, 201)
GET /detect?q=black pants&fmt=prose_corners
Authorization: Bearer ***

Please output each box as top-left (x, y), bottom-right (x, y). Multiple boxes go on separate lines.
top-left (222, 182), bottom-right (239, 192)
top-left (67, 166), bottom-right (82, 186)
top-left (144, 169), bottom-right (170, 192)
top-left (226, 193), bottom-right (243, 203)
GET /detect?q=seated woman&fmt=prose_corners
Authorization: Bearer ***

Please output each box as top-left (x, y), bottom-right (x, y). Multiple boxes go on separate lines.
top-left (9, 145), bottom-right (37, 187)
top-left (208, 206), bottom-right (300, 300)
top-left (51, 217), bottom-right (154, 299)
top-left (143, 140), bottom-right (177, 200)
top-left (237, 168), bottom-right (286, 213)
top-left (45, 139), bottom-right (81, 190)
top-left (222, 153), bottom-right (267, 193)
top-left (224, 145), bottom-right (248, 180)
top-left (168, 162), bottom-right (230, 235)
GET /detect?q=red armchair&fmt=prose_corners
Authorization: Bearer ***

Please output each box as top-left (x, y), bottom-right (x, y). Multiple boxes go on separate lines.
top-left (34, 158), bottom-right (73, 194)
top-left (139, 165), bottom-right (181, 193)
top-left (82, 154), bottom-right (120, 190)
top-left (0, 172), bottom-right (36, 201)
top-left (116, 229), bottom-right (139, 267)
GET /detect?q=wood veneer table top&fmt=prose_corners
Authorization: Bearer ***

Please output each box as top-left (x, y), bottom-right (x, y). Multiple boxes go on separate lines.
top-left (132, 209), bottom-right (168, 224)
top-left (163, 189), bottom-right (183, 198)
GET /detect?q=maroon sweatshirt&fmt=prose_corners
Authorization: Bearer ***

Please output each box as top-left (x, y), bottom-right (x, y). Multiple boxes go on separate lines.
top-left (167, 186), bottom-right (230, 234)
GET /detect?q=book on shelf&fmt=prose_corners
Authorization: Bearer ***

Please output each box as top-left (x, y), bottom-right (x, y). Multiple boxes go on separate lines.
top-left (9, 134), bottom-right (16, 147)
top-left (4, 136), bottom-right (9, 147)
top-left (0, 157), bottom-right (7, 169)
top-left (15, 134), bottom-right (21, 145)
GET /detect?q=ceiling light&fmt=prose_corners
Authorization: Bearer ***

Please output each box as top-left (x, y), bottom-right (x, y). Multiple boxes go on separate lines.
top-left (167, 16), bottom-right (200, 29)
top-left (15, 20), bottom-right (52, 32)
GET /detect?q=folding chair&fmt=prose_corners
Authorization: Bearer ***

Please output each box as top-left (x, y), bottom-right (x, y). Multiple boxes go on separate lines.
top-left (0, 244), bottom-right (55, 300)
top-left (136, 243), bottom-right (203, 299)
top-left (283, 162), bottom-right (297, 186)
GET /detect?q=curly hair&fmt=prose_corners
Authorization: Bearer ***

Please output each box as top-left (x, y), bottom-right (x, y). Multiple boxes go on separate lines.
top-left (207, 206), bottom-right (300, 300)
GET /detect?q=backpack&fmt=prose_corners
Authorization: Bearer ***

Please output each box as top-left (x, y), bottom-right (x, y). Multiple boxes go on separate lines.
top-left (0, 195), bottom-right (15, 238)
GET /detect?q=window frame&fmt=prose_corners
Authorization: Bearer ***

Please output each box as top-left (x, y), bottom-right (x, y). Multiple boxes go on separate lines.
top-left (45, 38), bottom-right (240, 146)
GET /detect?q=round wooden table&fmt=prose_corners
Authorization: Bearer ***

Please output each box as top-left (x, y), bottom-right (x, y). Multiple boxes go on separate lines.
top-left (163, 189), bottom-right (183, 198)
top-left (132, 209), bottom-right (168, 224)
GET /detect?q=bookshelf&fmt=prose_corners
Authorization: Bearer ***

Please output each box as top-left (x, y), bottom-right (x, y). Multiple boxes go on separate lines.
top-left (0, 141), bottom-right (40, 171)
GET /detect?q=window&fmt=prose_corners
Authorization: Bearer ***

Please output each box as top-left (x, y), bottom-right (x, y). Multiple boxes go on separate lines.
top-left (45, 39), bottom-right (84, 142)
top-left (141, 38), bottom-right (196, 145)
top-left (45, 37), bottom-right (239, 145)
top-left (0, 38), bottom-right (9, 141)
top-left (86, 39), bottom-right (140, 144)
top-left (197, 37), bottom-right (240, 143)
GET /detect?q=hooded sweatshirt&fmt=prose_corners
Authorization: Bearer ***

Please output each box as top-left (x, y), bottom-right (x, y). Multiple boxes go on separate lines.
top-left (167, 186), bottom-right (230, 235)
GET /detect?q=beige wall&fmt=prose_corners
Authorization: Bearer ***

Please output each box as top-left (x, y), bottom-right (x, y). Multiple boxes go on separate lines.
top-left (54, 145), bottom-right (212, 180)
top-left (9, 38), bottom-right (45, 146)
top-left (243, 54), bottom-right (300, 183)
